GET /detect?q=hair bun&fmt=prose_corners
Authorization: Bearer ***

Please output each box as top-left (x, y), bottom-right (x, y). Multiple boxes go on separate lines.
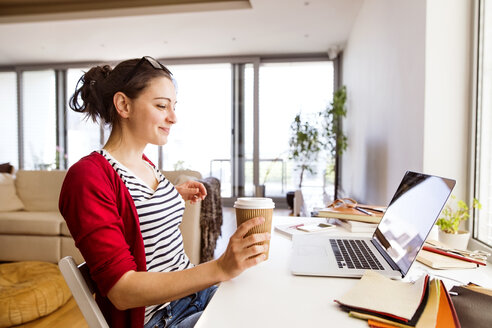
top-left (100, 65), bottom-right (112, 79)
top-left (68, 64), bottom-right (113, 122)
top-left (84, 65), bottom-right (112, 84)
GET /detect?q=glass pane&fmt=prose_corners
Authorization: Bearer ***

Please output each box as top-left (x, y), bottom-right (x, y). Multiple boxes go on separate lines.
top-left (0, 72), bottom-right (18, 168)
top-left (475, 1), bottom-right (492, 247)
top-left (258, 61), bottom-right (334, 205)
top-left (162, 64), bottom-right (232, 196)
top-left (66, 68), bottom-right (102, 167)
top-left (22, 70), bottom-right (56, 170)
top-left (144, 144), bottom-right (159, 166)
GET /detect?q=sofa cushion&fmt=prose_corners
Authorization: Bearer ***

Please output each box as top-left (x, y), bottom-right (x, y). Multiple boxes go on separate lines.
top-left (0, 211), bottom-right (63, 235)
top-left (0, 235), bottom-right (60, 263)
top-left (15, 170), bottom-right (67, 211)
top-left (60, 220), bottom-right (71, 236)
top-left (0, 173), bottom-right (24, 212)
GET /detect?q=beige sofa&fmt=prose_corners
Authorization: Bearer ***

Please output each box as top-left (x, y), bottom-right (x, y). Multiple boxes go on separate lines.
top-left (0, 169), bottom-right (203, 265)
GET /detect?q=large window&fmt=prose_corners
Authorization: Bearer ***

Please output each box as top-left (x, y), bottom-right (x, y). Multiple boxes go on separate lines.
top-left (1, 57), bottom-right (335, 207)
top-left (258, 61), bottom-right (334, 202)
top-left (474, 0), bottom-right (492, 247)
top-left (0, 72), bottom-right (18, 167)
top-left (22, 70), bottom-right (57, 170)
top-left (162, 64), bottom-right (233, 196)
top-left (66, 68), bottom-right (102, 166)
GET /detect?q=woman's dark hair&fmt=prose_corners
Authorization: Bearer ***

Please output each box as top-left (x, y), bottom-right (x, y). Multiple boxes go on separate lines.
top-left (69, 57), bottom-right (173, 125)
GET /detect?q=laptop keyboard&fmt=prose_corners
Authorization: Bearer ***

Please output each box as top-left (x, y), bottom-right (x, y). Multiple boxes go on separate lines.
top-left (329, 239), bottom-right (384, 270)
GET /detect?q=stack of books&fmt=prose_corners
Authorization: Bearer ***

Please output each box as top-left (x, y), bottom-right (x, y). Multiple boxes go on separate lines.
top-left (315, 204), bottom-right (385, 224)
top-left (335, 271), bottom-right (461, 327)
top-left (334, 218), bottom-right (378, 233)
top-left (417, 240), bottom-right (488, 269)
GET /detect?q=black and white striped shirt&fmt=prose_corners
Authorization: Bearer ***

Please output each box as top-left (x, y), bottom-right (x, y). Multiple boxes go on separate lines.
top-left (100, 150), bottom-right (193, 323)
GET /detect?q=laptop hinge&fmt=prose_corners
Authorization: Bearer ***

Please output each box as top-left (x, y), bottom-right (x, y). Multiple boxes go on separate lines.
top-left (371, 239), bottom-right (402, 275)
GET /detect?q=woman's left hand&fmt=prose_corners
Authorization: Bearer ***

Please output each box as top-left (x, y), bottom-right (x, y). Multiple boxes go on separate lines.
top-left (175, 180), bottom-right (207, 204)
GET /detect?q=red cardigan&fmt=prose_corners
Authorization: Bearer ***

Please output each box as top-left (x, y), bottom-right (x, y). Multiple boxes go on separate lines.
top-left (59, 152), bottom-right (147, 327)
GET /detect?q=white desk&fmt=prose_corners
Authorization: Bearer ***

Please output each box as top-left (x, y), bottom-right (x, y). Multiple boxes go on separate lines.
top-left (196, 216), bottom-right (492, 328)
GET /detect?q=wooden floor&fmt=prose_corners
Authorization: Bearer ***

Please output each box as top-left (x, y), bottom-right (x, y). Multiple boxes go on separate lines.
top-left (14, 207), bottom-right (290, 327)
top-left (14, 297), bottom-right (88, 328)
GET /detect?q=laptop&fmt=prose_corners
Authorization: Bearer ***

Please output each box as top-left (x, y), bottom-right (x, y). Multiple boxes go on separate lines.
top-left (290, 171), bottom-right (456, 279)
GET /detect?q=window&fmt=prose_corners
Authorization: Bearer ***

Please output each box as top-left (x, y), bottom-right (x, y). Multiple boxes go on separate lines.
top-left (22, 70), bottom-right (56, 170)
top-left (258, 61), bottom-right (334, 203)
top-left (474, 0), bottom-right (492, 247)
top-left (0, 72), bottom-right (18, 167)
top-left (66, 68), bottom-right (102, 167)
top-left (0, 56), bottom-right (335, 208)
top-left (162, 64), bottom-right (232, 196)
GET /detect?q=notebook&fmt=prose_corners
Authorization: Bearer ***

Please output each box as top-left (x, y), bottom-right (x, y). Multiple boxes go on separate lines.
top-left (290, 171), bottom-right (455, 278)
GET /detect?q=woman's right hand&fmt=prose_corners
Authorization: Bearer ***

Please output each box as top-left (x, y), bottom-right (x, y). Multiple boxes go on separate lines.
top-left (215, 217), bottom-right (271, 281)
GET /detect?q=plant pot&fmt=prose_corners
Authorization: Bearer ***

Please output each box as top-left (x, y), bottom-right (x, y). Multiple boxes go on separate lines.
top-left (256, 184), bottom-right (266, 197)
top-left (438, 230), bottom-right (470, 250)
top-left (286, 191), bottom-right (295, 210)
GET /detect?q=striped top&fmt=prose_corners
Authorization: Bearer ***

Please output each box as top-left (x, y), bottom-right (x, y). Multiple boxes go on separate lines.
top-left (99, 150), bottom-right (193, 323)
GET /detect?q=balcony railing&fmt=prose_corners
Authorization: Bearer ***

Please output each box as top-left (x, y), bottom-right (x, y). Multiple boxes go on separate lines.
top-left (210, 158), bottom-right (287, 196)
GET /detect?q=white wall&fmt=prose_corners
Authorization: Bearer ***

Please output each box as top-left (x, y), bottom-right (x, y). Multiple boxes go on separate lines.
top-left (340, 0), bottom-right (427, 205)
top-left (423, 0), bottom-right (473, 200)
top-left (340, 0), bottom-right (473, 205)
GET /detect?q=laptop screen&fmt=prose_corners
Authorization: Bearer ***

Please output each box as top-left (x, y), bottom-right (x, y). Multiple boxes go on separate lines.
top-left (372, 171), bottom-right (456, 276)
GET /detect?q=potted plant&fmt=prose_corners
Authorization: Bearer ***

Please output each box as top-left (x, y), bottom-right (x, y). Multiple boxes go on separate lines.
top-left (436, 196), bottom-right (481, 249)
top-left (286, 86), bottom-right (349, 211)
top-left (288, 113), bottom-right (322, 189)
top-left (319, 85), bottom-right (348, 200)
top-left (319, 86), bottom-right (348, 159)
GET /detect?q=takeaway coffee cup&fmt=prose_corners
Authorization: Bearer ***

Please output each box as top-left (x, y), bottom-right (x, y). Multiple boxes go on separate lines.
top-left (234, 197), bottom-right (275, 259)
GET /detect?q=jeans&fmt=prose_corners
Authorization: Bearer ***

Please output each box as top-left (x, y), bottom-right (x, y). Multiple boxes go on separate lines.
top-left (144, 285), bottom-right (218, 328)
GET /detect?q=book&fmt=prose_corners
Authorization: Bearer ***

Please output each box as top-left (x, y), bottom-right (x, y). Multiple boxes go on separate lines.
top-left (335, 271), bottom-right (429, 322)
top-left (274, 221), bottom-right (336, 238)
top-left (416, 249), bottom-right (479, 269)
top-left (463, 285), bottom-right (492, 297)
top-left (316, 205), bottom-right (385, 224)
top-left (418, 240), bottom-right (486, 266)
top-left (296, 222), bottom-right (336, 233)
top-left (422, 246), bottom-right (486, 266)
top-left (335, 219), bottom-right (378, 233)
top-left (415, 279), bottom-right (440, 328)
top-left (346, 279), bottom-right (455, 328)
top-left (436, 281), bottom-right (460, 328)
top-left (449, 285), bottom-right (492, 327)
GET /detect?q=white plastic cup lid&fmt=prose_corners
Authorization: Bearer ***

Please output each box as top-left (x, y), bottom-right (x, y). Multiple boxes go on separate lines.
top-left (233, 197), bottom-right (275, 209)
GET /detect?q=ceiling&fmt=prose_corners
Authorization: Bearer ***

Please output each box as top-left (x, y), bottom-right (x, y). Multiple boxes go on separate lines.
top-left (0, 0), bottom-right (363, 67)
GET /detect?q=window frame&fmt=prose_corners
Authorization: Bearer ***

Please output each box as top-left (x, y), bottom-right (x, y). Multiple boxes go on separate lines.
top-left (1, 54), bottom-right (337, 209)
top-left (469, 0), bottom-right (492, 258)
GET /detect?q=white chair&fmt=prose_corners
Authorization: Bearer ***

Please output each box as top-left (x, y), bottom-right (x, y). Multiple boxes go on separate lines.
top-left (59, 256), bottom-right (109, 328)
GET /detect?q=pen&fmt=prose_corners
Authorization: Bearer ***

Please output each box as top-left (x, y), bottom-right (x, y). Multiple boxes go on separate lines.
top-left (357, 206), bottom-right (384, 213)
top-left (422, 246), bottom-right (485, 266)
top-left (355, 206), bottom-right (374, 216)
top-left (290, 224), bottom-right (304, 229)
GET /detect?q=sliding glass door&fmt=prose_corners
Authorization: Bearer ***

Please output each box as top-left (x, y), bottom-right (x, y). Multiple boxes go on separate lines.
top-left (2, 57), bottom-right (335, 208)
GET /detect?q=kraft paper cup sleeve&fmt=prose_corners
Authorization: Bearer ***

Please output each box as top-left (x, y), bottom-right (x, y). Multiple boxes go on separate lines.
top-left (235, 207), bottom-right (274, 259)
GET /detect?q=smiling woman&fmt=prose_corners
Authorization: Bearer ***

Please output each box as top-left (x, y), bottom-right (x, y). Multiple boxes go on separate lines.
top-left (59, 56), bottom-right (270, 328)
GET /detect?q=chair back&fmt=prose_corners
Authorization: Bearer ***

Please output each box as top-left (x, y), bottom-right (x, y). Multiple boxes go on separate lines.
top-left (59, 256), bottom-right (109, 328)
